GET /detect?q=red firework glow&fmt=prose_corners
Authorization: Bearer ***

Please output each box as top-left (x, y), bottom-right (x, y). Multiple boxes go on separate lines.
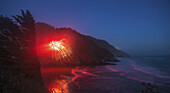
top-left (49, 41), bottom-right (65, 51)
top-left (48, 39), bottom-right (72, 61)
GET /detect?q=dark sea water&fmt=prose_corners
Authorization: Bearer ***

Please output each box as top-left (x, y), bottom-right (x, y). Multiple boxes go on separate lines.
top-left (41, 57), bottom-right (170, 93)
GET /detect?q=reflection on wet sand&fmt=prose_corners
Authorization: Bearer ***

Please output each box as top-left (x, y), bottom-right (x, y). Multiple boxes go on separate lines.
top-left (41, 57), bottom-right (170, 93)
top-left (48, 79), bottom-right (69, 93)
top-left (41, 67), bottom-right (100, 93)
top-left (41, 67), bottom-right (74, 93)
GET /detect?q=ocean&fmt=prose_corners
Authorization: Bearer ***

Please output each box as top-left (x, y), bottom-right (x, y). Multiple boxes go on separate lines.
top-left (41, 57), bottom-right (170, 93)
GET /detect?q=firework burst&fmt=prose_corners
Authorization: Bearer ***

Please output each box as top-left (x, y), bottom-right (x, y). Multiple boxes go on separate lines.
top-left (49, 39), bottom-right (72, 62)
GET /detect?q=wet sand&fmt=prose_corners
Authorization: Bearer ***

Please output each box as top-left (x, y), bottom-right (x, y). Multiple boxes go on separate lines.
top-left (41, 57), bottom-right (170, 93)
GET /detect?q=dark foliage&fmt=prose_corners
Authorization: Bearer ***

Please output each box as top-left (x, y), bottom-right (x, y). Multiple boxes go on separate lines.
top-left (0, 16), bottom-right (21, 63)
top-left (140, 82), bottom-right (160, 93)
top-left (0, 10), bottom-right (46, 93)
top-left (35, 22), bottom-right (117, 67)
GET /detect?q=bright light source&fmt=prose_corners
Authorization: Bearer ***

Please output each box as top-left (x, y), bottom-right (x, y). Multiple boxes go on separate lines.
top-left (49, 41), bottom-right (63, 51)
top-left (49, 39), bottom-right (72, 61)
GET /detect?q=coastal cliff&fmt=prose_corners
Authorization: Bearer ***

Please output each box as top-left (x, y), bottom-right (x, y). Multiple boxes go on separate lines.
top-left (86, 36), bottom-right (129, 57)
top-left (35, 22), bottom-right (128, 67)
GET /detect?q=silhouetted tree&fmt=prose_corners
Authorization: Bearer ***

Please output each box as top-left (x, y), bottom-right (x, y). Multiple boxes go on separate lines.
top-left (0, 10), bottom-right (47, 93)
top-left (12, 10), bottom-right (45, 90)
top-left (0, 15), bottom-right (22, 93)
top-left (0, 15), bottom-right (21, 63)
top-left (13, 10), bottom-right (41, 73)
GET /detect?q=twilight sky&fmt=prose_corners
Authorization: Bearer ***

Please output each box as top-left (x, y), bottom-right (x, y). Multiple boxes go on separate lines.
top-left (1, 0), bottom-right (170, 56)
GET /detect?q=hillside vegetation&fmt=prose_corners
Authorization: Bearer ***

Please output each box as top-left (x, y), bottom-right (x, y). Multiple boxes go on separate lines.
top-left (35, 22), bottom-right (128, 67)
